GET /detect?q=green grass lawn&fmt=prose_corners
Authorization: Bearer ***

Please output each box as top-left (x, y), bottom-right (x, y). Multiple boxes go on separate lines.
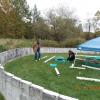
top-left (0, 93), bottom-right (5, 100)
top-left (4, 54), bottom-right (100, 100)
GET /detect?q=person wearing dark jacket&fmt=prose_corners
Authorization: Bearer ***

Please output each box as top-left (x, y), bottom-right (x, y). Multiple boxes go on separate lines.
top-left (67, 50), bottom-right (75, 61)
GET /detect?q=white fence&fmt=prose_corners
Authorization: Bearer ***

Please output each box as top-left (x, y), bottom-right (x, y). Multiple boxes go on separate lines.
top-left (0, 47), bottom-right (87, 100)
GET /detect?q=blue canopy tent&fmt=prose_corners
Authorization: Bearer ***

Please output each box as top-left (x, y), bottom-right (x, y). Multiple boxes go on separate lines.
top-left (72, 37), bottom-right (100, 68)
top-left (77, 37), bottom-right (100, 52)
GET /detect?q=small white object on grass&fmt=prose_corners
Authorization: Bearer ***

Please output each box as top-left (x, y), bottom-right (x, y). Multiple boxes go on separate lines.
top-left (70, 66), bottom-right (85, 70)
top-left (44, 56), bottom-right (55, 63)
top-left (76, 76), bottom-right (100, 82)
top-left (54, 67), bottom-right (60, 76)
top-left (40, 56), bottom-right (47, 60)
top-left (70, 63), bottom-right (74, 68)
top-left (82, 65), bottom-right (100, 71)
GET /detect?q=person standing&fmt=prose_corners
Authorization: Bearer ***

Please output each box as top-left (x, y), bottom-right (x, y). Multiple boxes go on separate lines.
top-left (36, 41), bottom-right (41, 60)
top-left (32, 40), bottom-right (41, 61)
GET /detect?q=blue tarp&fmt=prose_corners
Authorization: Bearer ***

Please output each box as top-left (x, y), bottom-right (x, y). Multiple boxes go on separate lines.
top-left (77, 37), bottom-right (100, 52)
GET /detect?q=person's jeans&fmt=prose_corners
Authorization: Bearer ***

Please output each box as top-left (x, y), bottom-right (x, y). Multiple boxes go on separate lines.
top-left (34, 51), bottom-right (41, 60)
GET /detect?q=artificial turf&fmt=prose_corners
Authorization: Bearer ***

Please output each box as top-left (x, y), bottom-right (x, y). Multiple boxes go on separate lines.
top-left (4, 53), bottom-right (100, 100)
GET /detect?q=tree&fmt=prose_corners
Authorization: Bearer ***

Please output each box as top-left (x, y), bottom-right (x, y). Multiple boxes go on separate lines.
top-left (0, 0), bottom-right (12, 36)
top-left (56, 6), bottom-right (74, 19)
top-left (11, 0), bottom-right (31, 19)
top-left (93, 10), bottom-right (100, 32)
top-left (84, 19), bottom-right (93, 32)
top-left (46, 7), bottom-right (80, 42)
top-left (32, 5), bottom-right (40, 23)
top-left (30, 5), bottom-right (50, 39)
top-left (0, 0), bottom-right (12, 14)
top-left (0, 0), bottom-right (32, 38)
top-left (32, 16), bottom-right (50, 39)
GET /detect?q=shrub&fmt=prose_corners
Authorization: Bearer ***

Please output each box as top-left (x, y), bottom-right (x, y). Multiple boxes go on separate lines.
top-left (41, 40), bottom-right (60, 47)
top-left (0, 45), bottom-right (8, 52)
top-left (40, 38), bottom-right (85, 48)
top-left (61, 38), bottom-right (85, 47)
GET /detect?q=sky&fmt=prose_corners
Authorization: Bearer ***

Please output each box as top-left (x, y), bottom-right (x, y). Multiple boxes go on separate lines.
top-left (26, 0), bottom-right (100, 22)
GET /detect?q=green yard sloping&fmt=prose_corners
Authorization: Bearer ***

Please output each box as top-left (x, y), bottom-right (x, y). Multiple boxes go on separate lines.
top-left (4, 54), bottom-right (100, 100)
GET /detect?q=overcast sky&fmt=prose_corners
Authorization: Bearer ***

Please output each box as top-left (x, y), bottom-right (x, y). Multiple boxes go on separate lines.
top-left (27, 0), bottom-right (100, 21)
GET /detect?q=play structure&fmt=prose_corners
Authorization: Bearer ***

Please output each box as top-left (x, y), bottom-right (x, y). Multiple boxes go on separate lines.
top-left (72, 37), bottom-right (100, 69)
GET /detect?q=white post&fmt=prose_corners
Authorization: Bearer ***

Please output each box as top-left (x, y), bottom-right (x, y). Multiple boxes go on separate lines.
top-left (44, 56), bottom-right (55, 63)
top-left (40, 56), bottom-right (47, 60)
top-left (54, 68), bottom-right (60, 76)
